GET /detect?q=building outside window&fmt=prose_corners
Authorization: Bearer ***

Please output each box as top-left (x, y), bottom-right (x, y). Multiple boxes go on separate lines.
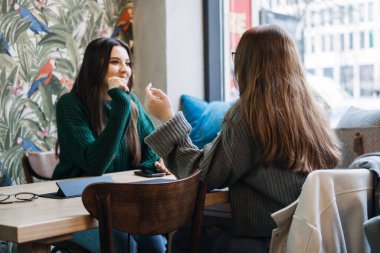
top-left (218, 0), bottom-right (380, 125)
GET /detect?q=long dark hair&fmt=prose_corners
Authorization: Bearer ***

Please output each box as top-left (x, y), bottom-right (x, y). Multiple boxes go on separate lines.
top-left (233, 25), bottom-right (340, 172)
top-left (60, 37), bottom-right (141, 167)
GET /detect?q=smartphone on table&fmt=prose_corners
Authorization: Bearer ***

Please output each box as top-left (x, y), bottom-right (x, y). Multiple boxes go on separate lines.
top-left (134, 169), bottom-right (165, 178)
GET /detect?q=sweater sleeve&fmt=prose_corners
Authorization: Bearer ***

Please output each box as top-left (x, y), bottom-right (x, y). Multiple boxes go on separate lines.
top-left (145, 111), bottom-right (247, 189)
top-left (130, 93), bottom-right (160, 170)
top-left (56, 89), bottom-right (131, 176)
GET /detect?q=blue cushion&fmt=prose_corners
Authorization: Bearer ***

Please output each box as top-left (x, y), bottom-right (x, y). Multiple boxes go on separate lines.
top-left (181, 95), bottom-right (232, 148)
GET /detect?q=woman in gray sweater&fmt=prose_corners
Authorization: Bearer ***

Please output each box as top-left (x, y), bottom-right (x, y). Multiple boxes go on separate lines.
top-left (145, 25), bottom-right (341, 253)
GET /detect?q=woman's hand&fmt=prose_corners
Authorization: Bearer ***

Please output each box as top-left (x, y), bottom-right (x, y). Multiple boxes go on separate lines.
top-left (108, 77), bottom-right (130, 93)
top-left (154, 158), bottom-right (171, 175)
top-left (144, 83), bottom-right (174, 122)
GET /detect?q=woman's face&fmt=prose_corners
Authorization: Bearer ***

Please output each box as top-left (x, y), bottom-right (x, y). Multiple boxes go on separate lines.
top-left (104, 45), bottom-right (132, 85)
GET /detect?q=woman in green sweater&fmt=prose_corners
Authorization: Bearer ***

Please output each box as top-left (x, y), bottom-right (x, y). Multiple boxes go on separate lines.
top-left (53, 38), bottom-right (167, 253)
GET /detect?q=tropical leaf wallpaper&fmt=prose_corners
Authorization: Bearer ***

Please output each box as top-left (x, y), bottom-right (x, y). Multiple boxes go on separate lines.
top-left (0, 0), bottom-right (133, 186)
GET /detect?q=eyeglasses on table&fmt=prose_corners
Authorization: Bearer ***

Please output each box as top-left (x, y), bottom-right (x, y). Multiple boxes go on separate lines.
top-left (0, 192), bottom-right (38, 204)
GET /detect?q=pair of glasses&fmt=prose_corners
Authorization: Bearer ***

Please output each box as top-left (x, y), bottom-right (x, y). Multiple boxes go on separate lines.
top-left (0, 192), bottom-right (38, 204)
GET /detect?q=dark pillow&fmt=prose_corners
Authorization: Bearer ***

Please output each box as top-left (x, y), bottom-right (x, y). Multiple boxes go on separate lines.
top-left (181, 95), bottom-right (232, 148)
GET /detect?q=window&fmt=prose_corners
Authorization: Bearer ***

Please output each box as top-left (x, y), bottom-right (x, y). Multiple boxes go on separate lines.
top-left (359, 3), bottom-right (365, 22)
top-left (323, 67), bottom-right (334, 78)
top-left (329, 34), bottom-right (334, 51)
top-left (339, 6), bottom-right (345, 24)
top-left (213, 0), bottom-right (380, 126)
top-left (369, 30), bottom-right (374, 48)
top-left (360, 65), bottom-right (374, 96)
top-left (360, 31), bottom-right (365, 49)
top-left (349, 32), bottom-right (353, 50)
top-left (328, 8), bottom-right (333, 25)
top-left (348, 5), bottom-right (354, 23)
top-left (368, 2), bottom-right (374, 21)
top-left (320, 9), bottom-right (325, 26)
top-left (340, 65), bottom-right (354, 95)
top-left (311, 11), bottom-right (316, 27)
top-left (340, 33), bottom-right (345, 51)
top-left (321, 35), bottom-right (326, 52)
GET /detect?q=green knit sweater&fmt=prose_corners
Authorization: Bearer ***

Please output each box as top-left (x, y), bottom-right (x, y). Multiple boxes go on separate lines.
top-left (53, 88), bottom-right (159, 179)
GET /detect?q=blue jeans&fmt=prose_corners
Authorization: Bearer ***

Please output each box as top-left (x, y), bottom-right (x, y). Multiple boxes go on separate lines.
top-left (71, 228), bottom-right (167, 253)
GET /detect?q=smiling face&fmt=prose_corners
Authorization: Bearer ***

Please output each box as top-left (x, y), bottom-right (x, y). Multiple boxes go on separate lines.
top-left (103, 45), bottom-right (132, 86)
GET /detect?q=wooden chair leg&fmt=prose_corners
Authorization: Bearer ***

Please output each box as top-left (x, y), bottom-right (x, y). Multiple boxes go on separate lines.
top-left (96, 194), bottom-right (113, 253)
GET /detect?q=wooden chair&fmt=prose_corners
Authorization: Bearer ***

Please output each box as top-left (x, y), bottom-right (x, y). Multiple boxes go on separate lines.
top-left (82, 169), bottom-right (207, 253)
top-left (22, 151), bottom-right (58, 183)
top-left (21, 151), bottom-right (90, 253)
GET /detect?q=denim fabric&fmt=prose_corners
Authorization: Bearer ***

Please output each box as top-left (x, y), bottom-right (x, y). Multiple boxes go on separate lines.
top-left (71, 228), bottom-right (167, 253)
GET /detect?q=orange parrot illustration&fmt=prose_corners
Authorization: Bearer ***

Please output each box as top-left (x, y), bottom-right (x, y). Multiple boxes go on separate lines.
top-left (111, 4), bottom-right (133, 38)
top-left (26, 58), bottom-right (55, 98)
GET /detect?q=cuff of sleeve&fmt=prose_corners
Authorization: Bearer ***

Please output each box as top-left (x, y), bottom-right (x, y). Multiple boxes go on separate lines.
top-left (144, 112), bottom-right (192, 157)
top-left (108, 88), bottom-right (129, 105)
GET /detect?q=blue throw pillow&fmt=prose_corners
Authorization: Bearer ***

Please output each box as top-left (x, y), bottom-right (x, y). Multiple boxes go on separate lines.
top-left (181, 95), bottom-right (232, 148)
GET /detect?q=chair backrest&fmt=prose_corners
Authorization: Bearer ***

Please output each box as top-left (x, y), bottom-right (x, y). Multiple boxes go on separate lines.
top-left (22, 151), bottom-right (59, 183)
top-left (82, 169), bottom-right (207, 253)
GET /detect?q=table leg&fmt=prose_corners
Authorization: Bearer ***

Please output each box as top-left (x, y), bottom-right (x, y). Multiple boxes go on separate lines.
top-left (18, 242), bottom-right (51, 253)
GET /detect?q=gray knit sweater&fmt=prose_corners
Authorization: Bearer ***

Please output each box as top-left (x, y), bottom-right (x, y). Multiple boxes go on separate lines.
top-left (145, 105), bottom-right (307, 237)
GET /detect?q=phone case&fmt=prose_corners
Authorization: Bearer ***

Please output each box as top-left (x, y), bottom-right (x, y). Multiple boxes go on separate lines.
top-left (134, 170), bottom-right (165, 178)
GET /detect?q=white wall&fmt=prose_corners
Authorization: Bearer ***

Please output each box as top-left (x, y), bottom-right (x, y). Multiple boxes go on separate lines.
top-left (134, 0), bottom-right (204, 113)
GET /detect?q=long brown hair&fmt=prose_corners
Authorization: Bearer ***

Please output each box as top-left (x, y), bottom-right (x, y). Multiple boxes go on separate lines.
top-left (233, 25), bottom-right (340, 172)
top-left (65, 38), bottom-right (141, 167)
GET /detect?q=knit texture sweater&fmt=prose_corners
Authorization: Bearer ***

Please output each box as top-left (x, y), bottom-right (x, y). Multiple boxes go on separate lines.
top-left (53, 88), bottom-right (159, 179)
top-left (145, 105), bottom-right (308, 237)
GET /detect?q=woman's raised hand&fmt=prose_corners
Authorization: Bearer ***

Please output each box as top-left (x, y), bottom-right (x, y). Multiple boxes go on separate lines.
top-left (144, 83), bottom-right (174, 122)
top-left (154, 158), bottom-right (171, 175)
top-left (108, 76), bottom-right (130, 93)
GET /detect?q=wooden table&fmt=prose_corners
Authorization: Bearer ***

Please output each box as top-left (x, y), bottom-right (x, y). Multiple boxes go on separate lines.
top-left (0, 171), bottom-right (229, 253)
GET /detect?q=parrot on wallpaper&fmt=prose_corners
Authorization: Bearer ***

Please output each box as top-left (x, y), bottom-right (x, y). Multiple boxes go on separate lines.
top-left (111, 6), bottom-right (132, 38)
top-left (26, 58), bottom-right (55, 98)
top-left (19, 59), bottom-right (55, 118)
top-left (14, 3), bottom-right (49, 34)
top-left (0, 32), bottom-right (11, 56)
top-left (17, 137), bottom-right (42, 152)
